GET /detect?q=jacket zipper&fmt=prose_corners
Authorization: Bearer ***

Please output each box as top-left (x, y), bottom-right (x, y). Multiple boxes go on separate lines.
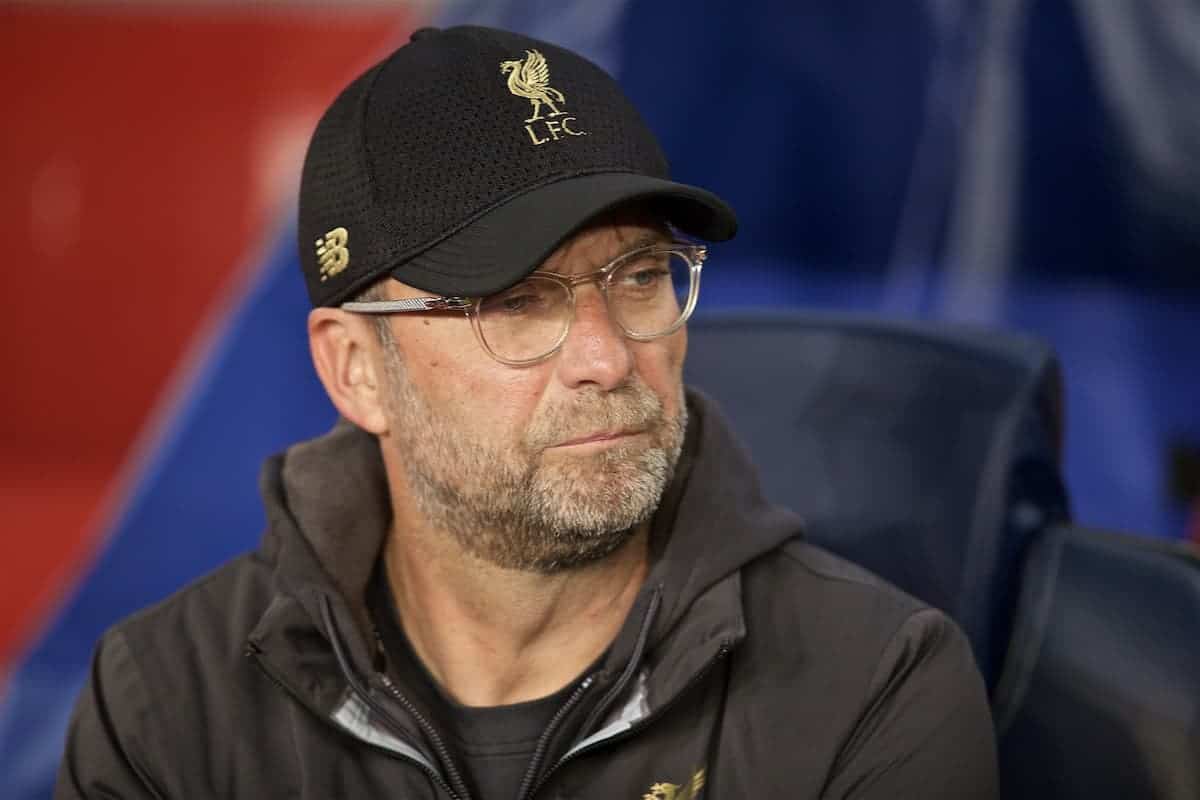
top-left (245, 642), bottom-right (460, 798)
top-left (524, 641), bottom-right (732, 800)
top-left (514, 674), bottom-right (596, 800)
top-left (377, 671), bottom-right (473, 800)
top-left (320, 597), bottom-right (474, 800)
top-left (575, 586), bottom-right (663, 741)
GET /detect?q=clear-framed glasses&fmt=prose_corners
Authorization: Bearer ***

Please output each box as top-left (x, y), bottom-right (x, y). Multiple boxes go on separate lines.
top-left (341, 241), bottom-right (707, 366)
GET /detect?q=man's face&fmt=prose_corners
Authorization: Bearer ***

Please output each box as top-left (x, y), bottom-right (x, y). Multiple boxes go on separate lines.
top-left (373, 215), bottom-right (689, 573)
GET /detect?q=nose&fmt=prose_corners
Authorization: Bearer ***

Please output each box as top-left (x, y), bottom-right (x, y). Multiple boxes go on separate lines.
top-left (554, 284), bottom-right (634, 390)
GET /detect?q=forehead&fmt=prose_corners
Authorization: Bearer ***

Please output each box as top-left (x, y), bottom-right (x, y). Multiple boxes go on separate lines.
top-left (539, 211), bottom-right (672, 276)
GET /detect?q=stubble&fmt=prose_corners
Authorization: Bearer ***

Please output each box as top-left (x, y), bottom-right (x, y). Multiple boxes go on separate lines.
top-left (377, 340), bottom-right (686, 573)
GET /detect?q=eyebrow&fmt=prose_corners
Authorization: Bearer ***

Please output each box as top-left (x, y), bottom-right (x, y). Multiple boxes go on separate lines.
top-left (537, 231), bottom-right (673, 277)
top-left (623, 230), bottom-right (673, 251)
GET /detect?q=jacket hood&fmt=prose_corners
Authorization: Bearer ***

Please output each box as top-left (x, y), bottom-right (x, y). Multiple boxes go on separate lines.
top-left (638, 390), bottom-right (805, 647)
top-left (256, 387), bottom-right (804, 677)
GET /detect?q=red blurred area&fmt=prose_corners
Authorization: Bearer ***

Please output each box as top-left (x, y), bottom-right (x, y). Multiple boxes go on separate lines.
top-left (0, 5), bottom-right (412, 665)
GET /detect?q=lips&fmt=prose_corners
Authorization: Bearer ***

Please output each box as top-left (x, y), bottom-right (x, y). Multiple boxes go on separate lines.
top-left (552, 429), bottom-right (642, 448)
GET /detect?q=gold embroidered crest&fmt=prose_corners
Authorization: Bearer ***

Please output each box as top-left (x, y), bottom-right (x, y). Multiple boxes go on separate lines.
top-left (501, 48), bottom-right (565, 121)
top-left (500, 49), bottom-right (588, 145)
top-left (641, 767), bottom-right (706, 799)
top-left (315, 227), bottom-right (349, 281)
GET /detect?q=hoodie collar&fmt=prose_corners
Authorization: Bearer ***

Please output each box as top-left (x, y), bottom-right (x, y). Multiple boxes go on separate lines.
top-left (252, 388), bottom-right (804, 703)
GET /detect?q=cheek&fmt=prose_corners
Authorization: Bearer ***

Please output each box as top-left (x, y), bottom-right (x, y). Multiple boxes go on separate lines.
top-left (442, 360), bottom-right (549, 445)
top-left (667, 328), bottom-right (687, 372)
top-left (634, 333), bottom-right (687, 410)
top-left (398, 323), bottom-right (541, 433)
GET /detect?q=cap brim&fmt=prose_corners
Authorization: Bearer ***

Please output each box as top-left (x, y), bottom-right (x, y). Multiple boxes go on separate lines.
top-left (389, 172), bottom-right (737, 296)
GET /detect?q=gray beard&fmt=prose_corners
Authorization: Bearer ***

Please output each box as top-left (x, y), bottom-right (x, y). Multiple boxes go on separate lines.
top-left (378, 342), bottom-right (686, 573)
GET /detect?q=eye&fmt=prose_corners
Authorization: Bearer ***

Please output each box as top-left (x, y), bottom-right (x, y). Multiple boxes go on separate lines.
top-left (480, 279), bottom-right (560, 318)
top-left (633, 267), bottom-right (665, 286)
top-left (499, 292), bottom-right (540, 313)
top-left (620, 263), bottom-right (669, 290)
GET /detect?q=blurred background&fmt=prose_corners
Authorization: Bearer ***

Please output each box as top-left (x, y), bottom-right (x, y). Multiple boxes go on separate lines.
top-left (2, 0), bottom-right (1198, 795)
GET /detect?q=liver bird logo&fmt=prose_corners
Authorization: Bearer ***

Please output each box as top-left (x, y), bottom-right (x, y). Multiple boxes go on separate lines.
top-left (641, 768), bottom-right (706, 799)
top-left (500, 49), bottom-right (567, 122)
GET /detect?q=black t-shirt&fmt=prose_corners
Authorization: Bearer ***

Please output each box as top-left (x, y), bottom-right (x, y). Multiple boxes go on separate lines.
top-left (369, 566), bottom-right (599, 800)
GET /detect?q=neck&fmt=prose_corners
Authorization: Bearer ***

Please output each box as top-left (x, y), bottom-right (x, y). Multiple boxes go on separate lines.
top-left (383, 509), bottom-right (650, 707)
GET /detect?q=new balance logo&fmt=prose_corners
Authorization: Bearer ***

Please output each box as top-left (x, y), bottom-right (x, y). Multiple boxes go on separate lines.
top-left (316, 227), bottom-right (349, 281)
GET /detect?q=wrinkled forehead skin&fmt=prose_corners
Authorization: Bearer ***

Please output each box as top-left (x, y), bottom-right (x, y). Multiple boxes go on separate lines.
top-left (534, 202), bottom-right (676, 279)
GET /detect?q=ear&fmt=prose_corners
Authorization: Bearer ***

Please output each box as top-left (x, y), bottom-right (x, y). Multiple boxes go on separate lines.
top-left (307, 308), bottom-right (390, 434)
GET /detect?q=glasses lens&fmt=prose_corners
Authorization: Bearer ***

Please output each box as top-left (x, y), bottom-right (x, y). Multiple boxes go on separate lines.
top-left (608, 249), bottom-right (694, 337)
top-left (477, 276), bottom-right (570, 362)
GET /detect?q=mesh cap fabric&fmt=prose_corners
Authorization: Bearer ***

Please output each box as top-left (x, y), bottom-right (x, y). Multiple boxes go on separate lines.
top-left (298, 25), bottom-right (737, 307)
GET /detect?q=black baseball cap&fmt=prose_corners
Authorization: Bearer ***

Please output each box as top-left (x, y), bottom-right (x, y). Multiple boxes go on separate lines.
top-left (298, 25), bottom-right (737, 307)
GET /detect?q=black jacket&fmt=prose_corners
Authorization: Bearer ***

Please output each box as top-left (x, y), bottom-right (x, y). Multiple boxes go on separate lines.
top-left (57, 391), bottom-right (997, 799)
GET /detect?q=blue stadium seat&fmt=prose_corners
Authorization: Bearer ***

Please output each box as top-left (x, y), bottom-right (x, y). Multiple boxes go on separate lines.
top-left (684, 312), bottom-right (1070, 688)
top-left (684, 312), bottom-right (1200, 798)
top-left (993, 525), bottom-right (1200, 798)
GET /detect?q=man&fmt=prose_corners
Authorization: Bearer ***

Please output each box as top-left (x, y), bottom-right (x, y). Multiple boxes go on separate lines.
top-left (57, 26), bottom-right (997, 799)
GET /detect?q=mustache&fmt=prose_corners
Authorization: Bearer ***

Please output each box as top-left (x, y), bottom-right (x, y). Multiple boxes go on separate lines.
top-left (524, 382), bottom-right (666, 452)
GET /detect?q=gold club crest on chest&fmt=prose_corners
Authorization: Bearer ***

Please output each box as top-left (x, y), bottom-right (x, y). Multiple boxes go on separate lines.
top-left (642, 767), bottom-right (706, 799)
top-left (500, 49), bottom-right (588, 146)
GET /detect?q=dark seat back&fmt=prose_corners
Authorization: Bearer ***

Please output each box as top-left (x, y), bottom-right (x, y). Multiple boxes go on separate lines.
top-left (993, 525), bottom-right (1200, 799)
top-left (683, 312), bottom-right (1069, 688)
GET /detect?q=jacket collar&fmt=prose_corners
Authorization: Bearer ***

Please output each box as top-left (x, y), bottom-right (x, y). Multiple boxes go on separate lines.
top-left (248, 389), bottom-right (802, 718)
